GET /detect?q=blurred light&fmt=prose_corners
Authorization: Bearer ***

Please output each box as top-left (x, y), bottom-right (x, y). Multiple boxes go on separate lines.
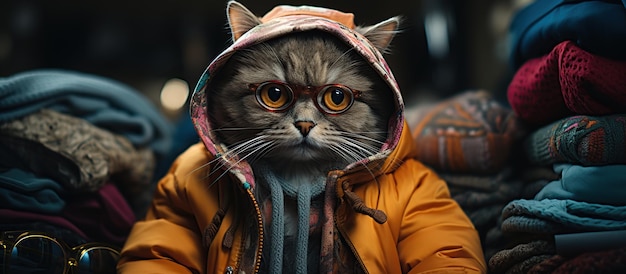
top-left (160, 78), bottom-right (189, 111)
top-left (424, 11), bottom-right (450, 59)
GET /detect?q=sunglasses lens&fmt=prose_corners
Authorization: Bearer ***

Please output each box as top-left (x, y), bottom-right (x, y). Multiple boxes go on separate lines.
top-left (8, 237), bottom-right (65, 274)
top-left (75, 248), bottom-right (120, 274)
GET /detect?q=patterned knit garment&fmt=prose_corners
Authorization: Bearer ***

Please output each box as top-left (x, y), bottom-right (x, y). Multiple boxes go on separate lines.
top-left (524, 114), bottom-right (626, 166)
top-left (407, 90), bottom-right (524, 174)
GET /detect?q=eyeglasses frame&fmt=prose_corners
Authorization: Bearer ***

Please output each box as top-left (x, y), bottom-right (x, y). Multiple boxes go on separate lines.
top-left (0, 230), bottom-right (120, 274)
top-left (248, 80), bottom-right (362, 115)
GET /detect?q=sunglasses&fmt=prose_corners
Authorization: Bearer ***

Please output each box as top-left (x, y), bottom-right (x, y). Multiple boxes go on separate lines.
top-left (249, 80), bottom-right (362, 115)
top-left (0, 231), bottom-right (120, 274)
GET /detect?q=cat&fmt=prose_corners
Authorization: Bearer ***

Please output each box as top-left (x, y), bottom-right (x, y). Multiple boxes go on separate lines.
top-left (206, 3), bottom-right (399, 272)
top-left (208, 30), bottom-right (395, 184)
top-left (208, 31), bottom-right (393, 180)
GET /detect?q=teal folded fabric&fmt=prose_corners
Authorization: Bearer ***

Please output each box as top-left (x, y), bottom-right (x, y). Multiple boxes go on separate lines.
top-left (0, 69), bottom-right (172, 161)
top-left (535, 164), bottom-right (626, 205)
top-left (502, 199), bottom-right (626, 232)
top-left (0, 168), bottom-right (66, 213)
top-left (509, 0), bottom-right (626, 68)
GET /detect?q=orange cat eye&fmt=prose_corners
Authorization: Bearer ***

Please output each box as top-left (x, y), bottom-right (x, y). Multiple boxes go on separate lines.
top-left (248, 80), bottom-right (361, 115)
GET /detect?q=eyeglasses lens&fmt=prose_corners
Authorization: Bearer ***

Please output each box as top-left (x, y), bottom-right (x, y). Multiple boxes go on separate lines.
top-left (8, 237), bottom-right (65, 274)
top-left (75, 248), bottom-right (119, 274)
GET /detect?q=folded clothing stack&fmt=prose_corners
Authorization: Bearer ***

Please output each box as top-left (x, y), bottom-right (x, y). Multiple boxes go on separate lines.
top-left (0, 69), bottom-right (172, 248)
top-left (406, 90), bottom-right (528, 262)
top-left (490, 1), bottom-right (626, 271)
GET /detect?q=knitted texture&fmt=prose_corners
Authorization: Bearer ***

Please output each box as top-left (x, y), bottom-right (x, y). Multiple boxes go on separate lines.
top-left (254, 164), bottom-right (326, 274)
top-left (501, 215), bottom-right (570, 235)
top-left (527, 254), bottom-right (567, 274)
top-left (441, 167), bottom-right (513, 193)
top-left (407, 90), bottom-right (524, 174)
top-left (525, 115), bottom-right (626, 166)
top-left (488, 240), bottom-right (555, 274)
top-left (450, 181), bottom-right (523, 210)
top-left (502, 199), bottom-right (626, 232)
top-left (444, 166), bottom-right (557, 262)
top-left (508, 254), bottom-right (553, 274)
top-left (552, 246), bottom-right (626, 274)
top-left (445, 168), bottom-right (523, 232)
top-left (507, 41), bottom-right (626, 127)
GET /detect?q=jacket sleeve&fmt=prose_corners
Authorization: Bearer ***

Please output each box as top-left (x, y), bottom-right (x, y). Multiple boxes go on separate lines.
top-left (396, 159), bottom-right (487, 274)
top-left (117, 144), bottom-right (211, 274)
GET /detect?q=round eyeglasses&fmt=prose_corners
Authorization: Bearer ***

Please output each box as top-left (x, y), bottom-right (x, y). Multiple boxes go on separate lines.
top-left (248, 80), bottom-right (362, 115)
top-left (0, 231), bottom-right (120, 274)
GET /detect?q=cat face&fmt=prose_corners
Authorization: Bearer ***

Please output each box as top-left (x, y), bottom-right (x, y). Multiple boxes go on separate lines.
top-left (208, 31), bottom-right (394, 165)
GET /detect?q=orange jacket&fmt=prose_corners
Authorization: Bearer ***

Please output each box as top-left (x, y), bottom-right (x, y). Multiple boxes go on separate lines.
top-left (118, 122), bottom-right (486, 273)
top-left (118, 3), bottom-right (485, 273)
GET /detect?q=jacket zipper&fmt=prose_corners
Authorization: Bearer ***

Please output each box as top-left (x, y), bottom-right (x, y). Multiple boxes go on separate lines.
top-left (246, 188), bottom-right (264, 274)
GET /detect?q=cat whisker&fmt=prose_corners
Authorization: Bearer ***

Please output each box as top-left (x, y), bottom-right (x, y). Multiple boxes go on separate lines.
top-left (209, 136), bottom-right (271, 173)
top-left (210, 140), bottom-right (277, 186)
top-left (327, 145), bottom-right (360, 165)
top-left (245, 140), bottom-right (279, 164)
top-left (331, 144), bottom-right (381, 183)
top-left (184, 162), bottom-right (212, 182)
top-left (348, 139), bottom-right (385, 155)
top-left (386, 157), bottom-right (406, 171)
top-left (342, 141), bottom-right (378, 158)
top-left (227, 136), bottom-right (270, 155)
top-left (210, 127), bottom-right (269, 132)
top-left (342, 130), bottom-right (388, 135)
top-left (204, 138), bottom-right (261, 172)
top-left (326, 134), bottom-right (381, 158)
top-left (358, 160), bottom-right (379, 184)
top-left (337, 132), bottom-right (387, 146)
top-left (330, 140), bottom-right (374, 163)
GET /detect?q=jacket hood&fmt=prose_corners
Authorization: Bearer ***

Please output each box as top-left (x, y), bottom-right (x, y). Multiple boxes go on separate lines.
top-left (190, 3), bottom-right (407, 188)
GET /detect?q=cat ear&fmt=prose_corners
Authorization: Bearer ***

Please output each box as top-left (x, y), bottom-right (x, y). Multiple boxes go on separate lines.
top-left (356, 16), bottom-right (402, 53)
top-left (227, 1), bottom-right (262, 42)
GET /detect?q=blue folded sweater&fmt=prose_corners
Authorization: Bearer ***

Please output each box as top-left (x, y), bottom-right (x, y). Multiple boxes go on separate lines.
top-left (509, 0), bottom-right (626, 68)
top-left (0, 69), bottom-right (172, 161)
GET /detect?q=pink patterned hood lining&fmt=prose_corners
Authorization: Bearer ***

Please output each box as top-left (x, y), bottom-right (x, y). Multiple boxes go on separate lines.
top-left (190, 13), bottom-right (405, 188)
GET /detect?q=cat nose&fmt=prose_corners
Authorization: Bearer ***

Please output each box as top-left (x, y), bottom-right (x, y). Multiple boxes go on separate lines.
top-left (295, 121), bottom-right (316, 136)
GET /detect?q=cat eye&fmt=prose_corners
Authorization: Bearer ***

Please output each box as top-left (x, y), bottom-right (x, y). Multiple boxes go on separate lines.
top-left (256, 82), bottom-right (293, 111)
top-left (249, 81), bottom-right (361, 115)
top-left (321, 87), bottom-right (352, 113)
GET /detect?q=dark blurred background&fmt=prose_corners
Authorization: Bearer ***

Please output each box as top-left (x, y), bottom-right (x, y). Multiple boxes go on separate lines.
top-left (0, 0), bottom-right (530, 121)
